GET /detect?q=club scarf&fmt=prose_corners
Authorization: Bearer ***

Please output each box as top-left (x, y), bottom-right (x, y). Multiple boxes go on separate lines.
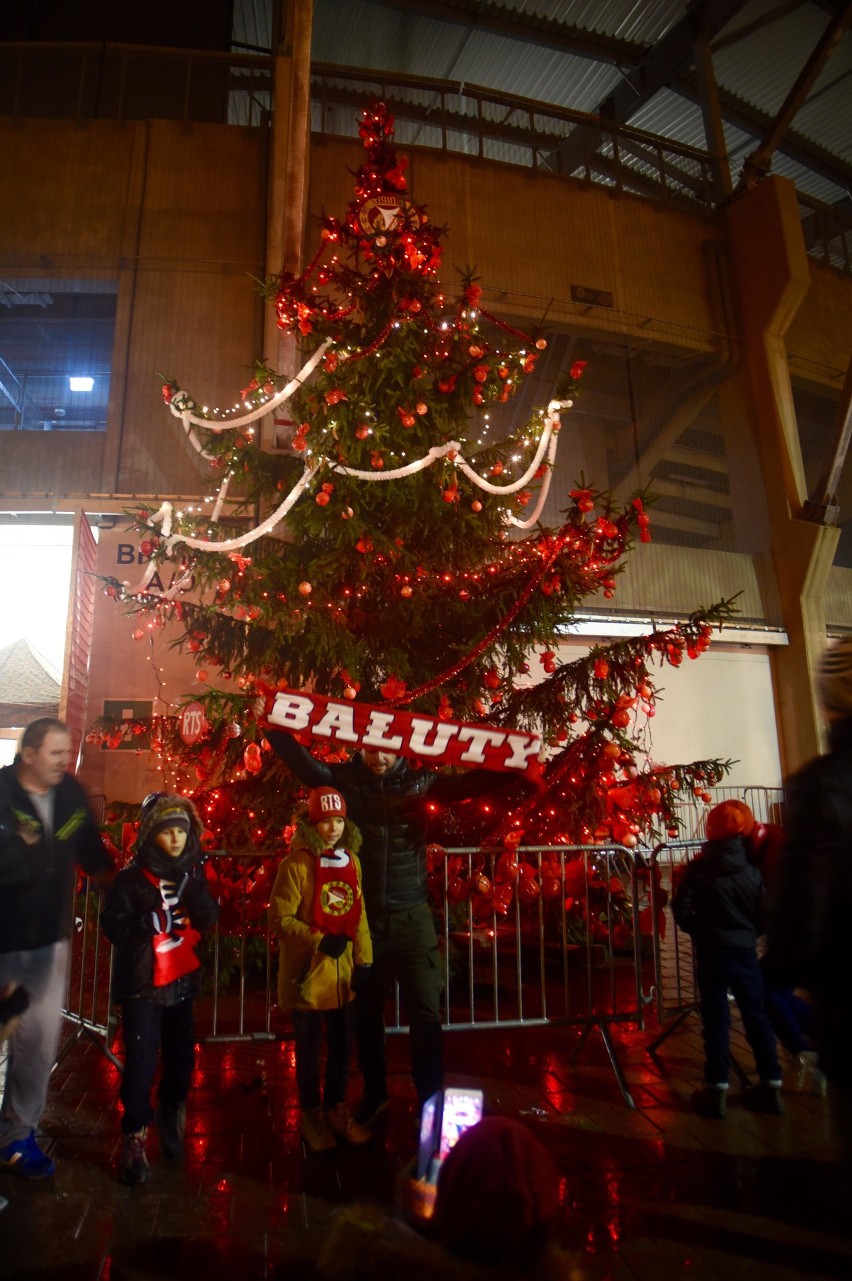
top-left (311, 847), bottom-right (362, 937)
top-left (142, 868), bottom-right (202, 987)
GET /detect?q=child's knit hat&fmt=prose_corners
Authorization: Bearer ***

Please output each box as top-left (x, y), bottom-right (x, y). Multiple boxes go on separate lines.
top-left (706, 799), bottom-right (755, 842)
top-left (307, 787), bottom-right (346, 825)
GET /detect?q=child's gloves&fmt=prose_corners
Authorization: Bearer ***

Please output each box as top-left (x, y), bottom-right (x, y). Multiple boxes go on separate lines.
top-left (150, 905), bottom-right (187, 934)
top-left (317, 934), bottom-right (349, 959)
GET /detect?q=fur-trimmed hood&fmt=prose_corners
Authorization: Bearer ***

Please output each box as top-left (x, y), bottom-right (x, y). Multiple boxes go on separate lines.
top-left (291, 808), bottom-right (363, 859)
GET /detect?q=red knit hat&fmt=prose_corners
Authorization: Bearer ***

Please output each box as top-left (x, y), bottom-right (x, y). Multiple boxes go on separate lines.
top-left (706, 799), bottom-right (755, 841)
top-left (435, 1116), bottom-right (559, 1266)
top-left (307, 787), bottom-right (346, 825)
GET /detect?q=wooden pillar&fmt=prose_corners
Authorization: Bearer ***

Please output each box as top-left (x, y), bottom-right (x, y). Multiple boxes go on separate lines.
top-left (261, 0), bottom-right (314, 450)
top-left (726, 176), bottom-right (839, 773)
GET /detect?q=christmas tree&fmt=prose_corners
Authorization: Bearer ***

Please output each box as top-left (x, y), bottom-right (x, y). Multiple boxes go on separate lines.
top-left (102, 101), bottom-right (732, 871)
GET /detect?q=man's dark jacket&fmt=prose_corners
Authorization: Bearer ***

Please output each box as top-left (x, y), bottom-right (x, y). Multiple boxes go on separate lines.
top-left (0, 762), bottom-right (112, 952)
top-left (268, 732), bottom-right (509, 916)
top-left (672, 835), bottom-right (766, 950)
top-left (767, 713), bottom-right (852, 1089)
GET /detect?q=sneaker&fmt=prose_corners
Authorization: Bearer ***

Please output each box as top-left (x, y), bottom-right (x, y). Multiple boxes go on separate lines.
top-left (325, 1102), bottom-right (372, 1146)
top-left (300, 1106), bottom-right (336, 1154)
top-left (119, 1130), bottom-right (151, 1185)
top-left (745, 1081), bottom-right (785, 1115)
top-left (794, 1050), bottom-right (827, 1098)
top-left (0, 1131), bottom-right (56, 1178)
top-left (354, 1095), bottom-right (389, 1127)
top-left (692, 1084), bottom-right (728, 1119)
top-left (156, 1102), bottom-right (186, 1160)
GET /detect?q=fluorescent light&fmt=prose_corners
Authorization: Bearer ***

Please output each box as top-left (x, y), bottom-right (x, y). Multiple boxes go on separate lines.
top-left (69, 376), bottom-right (94, 392)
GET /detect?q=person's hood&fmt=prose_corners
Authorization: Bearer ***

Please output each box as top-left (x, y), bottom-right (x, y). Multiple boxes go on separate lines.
top-left (702, 835), bottom-right (749, 874)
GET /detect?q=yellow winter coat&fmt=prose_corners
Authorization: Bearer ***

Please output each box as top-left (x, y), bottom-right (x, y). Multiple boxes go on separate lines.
top-left (269, 817), bottom-right (373, 1012)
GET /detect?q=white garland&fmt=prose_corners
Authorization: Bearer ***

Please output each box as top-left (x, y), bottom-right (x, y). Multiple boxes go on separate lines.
top-left (127, 348), bottom-right (572, 599)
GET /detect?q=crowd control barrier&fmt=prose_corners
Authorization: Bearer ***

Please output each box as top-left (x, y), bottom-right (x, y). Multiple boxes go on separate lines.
top-left (59, 844), bottom-right (656, 1106)
top-left (646, 837), bottom-right (754, 1086)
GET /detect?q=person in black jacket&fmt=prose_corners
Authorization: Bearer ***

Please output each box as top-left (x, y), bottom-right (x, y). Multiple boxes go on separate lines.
top-left (265, 729), bottom-right (512, 1124)
top-left (673, 800), bottom-right (783, 1119)
top-left (100, 793), bottom-right (218, 1184)
top-left (0, 717), bottom-right (112, 1180)
top-left (767, 637), bottom-right (852, 1166)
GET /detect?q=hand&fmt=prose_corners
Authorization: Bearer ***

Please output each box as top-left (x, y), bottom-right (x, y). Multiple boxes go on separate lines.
top-left (151, 905), bottom-right (187, 934)
top-left (0, 982), bottom-right (29, 1041)
top-left (317, 934), bottom-right (349, 959)
top-left (350, 964), bottom-right (372, 994)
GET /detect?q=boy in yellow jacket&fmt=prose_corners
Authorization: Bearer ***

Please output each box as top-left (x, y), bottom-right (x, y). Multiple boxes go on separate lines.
top-left (270, 787), bottom-right (373, 1152)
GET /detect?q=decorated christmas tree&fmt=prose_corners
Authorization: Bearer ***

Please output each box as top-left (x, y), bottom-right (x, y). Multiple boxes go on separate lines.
top-left (101, 101), bottom-right (732, 877)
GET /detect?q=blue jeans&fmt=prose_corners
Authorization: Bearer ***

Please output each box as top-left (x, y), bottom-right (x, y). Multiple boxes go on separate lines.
top-left (119, 997), bottom-right (195, 1134)
top-left (291, 1004), bottom-right (354, 1110)
top-left (696, 946), bottom-right (781, 1085)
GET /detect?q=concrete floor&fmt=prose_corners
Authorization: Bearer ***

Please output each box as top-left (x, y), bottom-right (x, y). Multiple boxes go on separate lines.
top-left (1, 1010), bottom-right (850, 1280)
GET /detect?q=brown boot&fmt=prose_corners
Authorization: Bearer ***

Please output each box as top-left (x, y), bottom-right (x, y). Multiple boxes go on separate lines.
top-left (325, 1102), bottom-right (371, 1146)
top-left (300, 1107), bottom-right (336, 1153)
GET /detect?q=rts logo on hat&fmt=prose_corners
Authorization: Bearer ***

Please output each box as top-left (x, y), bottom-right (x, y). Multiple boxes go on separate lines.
top-left (308, 787), bottom-right (346, 825)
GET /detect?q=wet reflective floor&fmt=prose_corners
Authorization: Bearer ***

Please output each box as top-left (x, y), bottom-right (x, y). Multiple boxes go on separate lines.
top-left (2, 1012), bottom-right (850, 1280)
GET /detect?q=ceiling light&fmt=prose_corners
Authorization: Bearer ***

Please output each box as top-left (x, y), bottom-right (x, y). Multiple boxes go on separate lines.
top-left (69, 376), bottom-right (94, 392)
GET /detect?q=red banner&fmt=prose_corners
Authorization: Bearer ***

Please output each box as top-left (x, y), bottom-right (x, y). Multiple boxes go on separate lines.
top-left (260, 688), bottom-right (541, 776)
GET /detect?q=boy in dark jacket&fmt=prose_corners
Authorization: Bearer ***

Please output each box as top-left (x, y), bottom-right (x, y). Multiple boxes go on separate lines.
top-left (100, 793), bottom-right (218, 1183)
top-left (673, 800), bottom-right (782, 1119)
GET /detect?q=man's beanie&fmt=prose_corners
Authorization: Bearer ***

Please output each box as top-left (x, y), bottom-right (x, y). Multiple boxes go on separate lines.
top-left (706, 798), bottom-right (755, 842)
top-left (307, 787), bottom-right (347, 825)
top-left (137, 792), bottom-right (200, 848)
top-left (817, 637), bottom-right (852, 714)
top-left (434, 1116), bottom-right (559, 1266)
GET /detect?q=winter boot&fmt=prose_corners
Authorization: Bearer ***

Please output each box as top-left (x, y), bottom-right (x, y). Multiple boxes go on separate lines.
top-left (156, 1102), bottom-right (187, 1160)
top-left (744, 1080), bottom-right (785, 1114)
top-left (119, 1130), bottom-right (151, 1185)
top-left (325, 1102), bottom-right (372, 1146)
top-left (300, 1106), bottom-right (336, 1153)
top-left (794, 1050), bottom-right (827, 1098)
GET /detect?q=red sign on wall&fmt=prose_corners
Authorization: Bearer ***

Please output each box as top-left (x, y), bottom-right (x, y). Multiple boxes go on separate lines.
top-left (180, 702), bottom-right (208, 745)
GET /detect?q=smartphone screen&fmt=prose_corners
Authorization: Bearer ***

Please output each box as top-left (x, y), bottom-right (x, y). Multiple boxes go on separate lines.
top-left (438, 1087), bottom-right (483, 1160)
top-left (417, 1087), bottom-right (484, 1185)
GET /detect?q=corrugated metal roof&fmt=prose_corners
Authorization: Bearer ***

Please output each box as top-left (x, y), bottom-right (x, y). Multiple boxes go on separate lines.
top-left (236, 0), bottom-right (852, 204)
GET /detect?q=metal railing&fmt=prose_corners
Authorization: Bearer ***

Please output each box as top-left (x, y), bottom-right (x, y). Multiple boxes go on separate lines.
top-left (310, 64), bottom-right (718, 214)
top-left (60, 842), bottom-right (654, 1106)
top-left (3, 43), bottom-right (846, 261)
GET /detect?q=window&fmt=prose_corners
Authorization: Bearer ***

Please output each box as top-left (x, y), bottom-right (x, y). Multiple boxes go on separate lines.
top-left (0, 279), bottom-right (116, 431)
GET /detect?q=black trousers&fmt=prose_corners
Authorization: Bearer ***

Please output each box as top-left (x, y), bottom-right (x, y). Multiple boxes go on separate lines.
top-left (355, 901), bottom-right (444, 1109)
top-left (696, 946), bottom-right (782, 1086)
top-left (291, 1003), bottom-right (354, 1110)
top-left (120, 997), bottom-right (195, 1135)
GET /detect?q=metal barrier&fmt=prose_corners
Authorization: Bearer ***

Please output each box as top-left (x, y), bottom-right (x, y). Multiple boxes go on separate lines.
top-left (646, 837), bottom-right (753, 1087)
top-left (647, 839), bottom-right (703, 1039)
top-left (60, 843), bottom-right (653, 1105)
top-left (672, 786), bottom-right (784, 840)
